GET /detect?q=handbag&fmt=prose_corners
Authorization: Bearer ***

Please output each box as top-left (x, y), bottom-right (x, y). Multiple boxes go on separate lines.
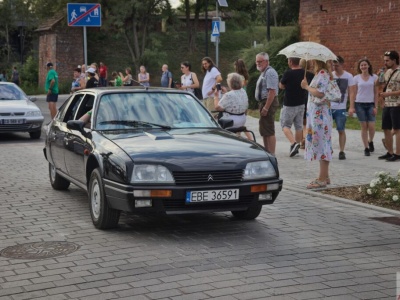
top-left (193, 88), bottom-right (203, 100)
top-left (324, 79), bottom-right (342, 103)
top-left (190, 73), bottom-right (203, 100)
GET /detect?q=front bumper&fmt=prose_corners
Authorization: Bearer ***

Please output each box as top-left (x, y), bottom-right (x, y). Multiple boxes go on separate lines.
top-left (103, 179), bottom-right (283, 214)
top-left (0, 117), bottom-right (43, 133)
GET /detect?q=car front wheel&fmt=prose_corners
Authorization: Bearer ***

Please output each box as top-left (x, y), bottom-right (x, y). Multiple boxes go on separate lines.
top-left (29, 130), bottom-right (41, 139)
top-left (49, 163), bottom-right (70, 190)
top-left (89, 168), bottom-right (120, 229)
top-left (231, 204), bottom-right (262, 220)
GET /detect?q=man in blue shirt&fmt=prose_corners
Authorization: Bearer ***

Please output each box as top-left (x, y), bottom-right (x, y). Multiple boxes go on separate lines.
top-left (161, 64), bottom-right (173, 88)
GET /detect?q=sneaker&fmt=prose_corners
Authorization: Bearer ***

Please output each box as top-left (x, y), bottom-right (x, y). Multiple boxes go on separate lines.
top-left (368, 141), bottom-right (374, 153)
top-left (378, 152), bottom-right (393, 160)
top-left (386, 154), bottom-right (400, 162)
top-left (382, 138), bottom-right (387, 150)
top-left (364, 148), bottom-right (370, 156)
top-left (338, 151), bottom-right (346, 160)
top-left (290, 143), bottom-right (300, 157)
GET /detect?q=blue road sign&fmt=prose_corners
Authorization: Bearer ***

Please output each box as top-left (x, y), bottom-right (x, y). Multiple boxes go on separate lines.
top-left (211, 20), bottom-right (220, 37)
top-left (67, 3), bottom-right (101, 27)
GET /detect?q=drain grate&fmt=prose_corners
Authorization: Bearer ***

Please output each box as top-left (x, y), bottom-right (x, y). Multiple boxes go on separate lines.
top-left (371, 217), bottom-right (400, 226)
top-left (0, 241), bottom-right (80, 260)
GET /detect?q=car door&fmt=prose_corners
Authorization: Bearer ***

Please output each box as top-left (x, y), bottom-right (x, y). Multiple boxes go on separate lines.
top-left (64, 94), bottom-right (95, 184)
top-left (48, 94), bottom-right (85, 174)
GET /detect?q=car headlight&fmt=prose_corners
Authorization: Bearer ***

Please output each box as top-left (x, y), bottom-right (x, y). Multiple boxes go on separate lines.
top-left (131, 165), bottom-right (174, 183)
top-left (243, 161), bottom-right (276, 180)
top-left (25, 111), bottom-right (42, 117)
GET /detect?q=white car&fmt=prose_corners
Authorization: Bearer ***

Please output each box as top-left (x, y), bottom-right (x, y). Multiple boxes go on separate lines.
top-left (0, 82), bottom-right (44, 139)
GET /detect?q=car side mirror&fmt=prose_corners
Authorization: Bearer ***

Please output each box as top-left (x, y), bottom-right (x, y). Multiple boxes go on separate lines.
top-left (218, 118), bottom-right (234, 129)
top-left (67, 120), bottom-right (92, 139)
top-left (28, 96), bottom-right (37, 102)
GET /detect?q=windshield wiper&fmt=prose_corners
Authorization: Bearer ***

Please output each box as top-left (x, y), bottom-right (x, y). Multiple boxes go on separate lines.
top-left (99, 120), bottom-right (171, 130)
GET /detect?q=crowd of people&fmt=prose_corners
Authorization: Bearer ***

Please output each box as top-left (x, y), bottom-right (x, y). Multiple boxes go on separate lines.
top-left (41, 50), bottom-right (400, 189)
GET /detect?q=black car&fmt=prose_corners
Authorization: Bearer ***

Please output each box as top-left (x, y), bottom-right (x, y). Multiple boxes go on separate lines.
top-left (44, 87), bottom-right (283, 229)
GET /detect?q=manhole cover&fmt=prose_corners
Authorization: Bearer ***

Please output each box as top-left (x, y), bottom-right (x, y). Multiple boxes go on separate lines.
top-left (371, 217), bottom-right (400, 226)
top-left (0, 241), bottom-right (80, 260)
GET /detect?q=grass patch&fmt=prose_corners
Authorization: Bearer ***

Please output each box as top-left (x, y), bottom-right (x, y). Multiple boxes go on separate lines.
top-left (247, 107), bottom-right (383, 132)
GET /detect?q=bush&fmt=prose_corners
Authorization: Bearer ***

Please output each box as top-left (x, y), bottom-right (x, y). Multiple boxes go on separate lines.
top-left (360, 171), bottom-right (400, 203)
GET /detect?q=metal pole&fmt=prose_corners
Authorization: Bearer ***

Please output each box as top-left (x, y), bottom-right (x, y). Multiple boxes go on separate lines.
top-left (83, 26), bottom-right (87, 68)
top-left (205, 0), bottom-right (208, 57)
top-left (267, 0), bottom-right (271, 42)
top-left (215, 1), bottom-right (219, 67)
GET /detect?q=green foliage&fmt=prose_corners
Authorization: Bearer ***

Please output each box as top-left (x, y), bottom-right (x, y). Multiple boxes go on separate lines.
top-left (20, 55), bottom-right (41, 94)
top-left (360, 171), bottom-right (400, 204)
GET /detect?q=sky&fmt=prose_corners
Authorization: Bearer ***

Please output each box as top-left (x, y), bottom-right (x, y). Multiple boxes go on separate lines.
top-left (170, 0), bottom-right (180, 8)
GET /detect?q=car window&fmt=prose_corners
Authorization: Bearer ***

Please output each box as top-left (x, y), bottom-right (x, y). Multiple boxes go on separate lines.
top-left (0, 84), bottom-right (28, 101)
top-left (94, 92), bottom-right (217, 130)
top-left (60, 94), bottom-right (85, 122)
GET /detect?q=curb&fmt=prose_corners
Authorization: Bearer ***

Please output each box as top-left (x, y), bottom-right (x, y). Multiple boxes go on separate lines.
top-left (283, 186), bottom-right (400, 217)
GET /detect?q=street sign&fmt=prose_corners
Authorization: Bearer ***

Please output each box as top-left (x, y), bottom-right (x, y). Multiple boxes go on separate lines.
top-left (67, 3), bottom-right (101, 27)
top-left (217, 0), bottom-right (228, 7)
top-left (211, 19), bottom-right (220, 37)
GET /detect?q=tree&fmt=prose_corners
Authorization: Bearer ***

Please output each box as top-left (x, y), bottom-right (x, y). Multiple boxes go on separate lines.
top-left (102, 0), bottom-right (170, 72)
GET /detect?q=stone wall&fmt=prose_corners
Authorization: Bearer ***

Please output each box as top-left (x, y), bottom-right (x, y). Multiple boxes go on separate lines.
top-left (299, 0), bottom-right (400, 73)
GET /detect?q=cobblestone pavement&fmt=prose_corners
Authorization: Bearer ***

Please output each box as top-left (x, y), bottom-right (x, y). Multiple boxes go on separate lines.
top-left (0, 103), bottom-right (399, 299)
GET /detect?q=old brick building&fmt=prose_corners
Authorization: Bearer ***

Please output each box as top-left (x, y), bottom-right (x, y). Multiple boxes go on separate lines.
top-left (299, 0), bottom-right (400, 73)
top-left (36, 14), bottom-right (83, 88)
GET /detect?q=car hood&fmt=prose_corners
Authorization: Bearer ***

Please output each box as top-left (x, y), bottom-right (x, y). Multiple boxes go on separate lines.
top-left (0, 100), bottom-right (40, 111)
top-left (101, 129), bottom-right (269, 169)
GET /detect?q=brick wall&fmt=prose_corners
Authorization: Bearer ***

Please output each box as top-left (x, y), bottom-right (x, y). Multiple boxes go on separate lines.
top-left (38, 23), bottom-right (83, 89)
top-left (299, 0), bottom-right (400, 74)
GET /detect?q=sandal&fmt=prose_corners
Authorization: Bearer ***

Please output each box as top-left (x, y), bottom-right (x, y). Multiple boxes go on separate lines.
top-left (314, 177), bottom-right (330, 184)
top-left (307, 179), bottom-right (327, 189)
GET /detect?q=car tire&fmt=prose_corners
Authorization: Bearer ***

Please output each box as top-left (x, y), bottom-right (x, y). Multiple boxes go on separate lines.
top-left (29, 130), bottom-right (41, 139)
top-left (231, 204), bottom-right (262, 220)
top-left (49, 163), bottom-right (70, 190)
top-left (89, 168), bottom-right (120, 229)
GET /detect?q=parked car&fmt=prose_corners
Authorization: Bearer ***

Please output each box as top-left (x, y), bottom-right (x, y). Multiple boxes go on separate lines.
top-left (44, 87), bottom-right (283, 229)
top-left (0, 82), bottom-right (44, 139)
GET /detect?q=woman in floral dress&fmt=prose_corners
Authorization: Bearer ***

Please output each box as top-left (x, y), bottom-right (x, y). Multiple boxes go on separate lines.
top-left (301, 60), bottom-right (333, 189)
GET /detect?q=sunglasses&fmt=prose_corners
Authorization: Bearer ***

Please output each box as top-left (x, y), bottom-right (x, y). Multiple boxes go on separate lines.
top-left (385, 51), bottom-right (392, 55)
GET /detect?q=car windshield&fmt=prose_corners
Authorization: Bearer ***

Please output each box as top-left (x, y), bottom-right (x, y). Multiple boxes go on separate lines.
top-left (94, 92), bottom-right (218, 130)
top-left (0, 84), bottom-right (28, 101)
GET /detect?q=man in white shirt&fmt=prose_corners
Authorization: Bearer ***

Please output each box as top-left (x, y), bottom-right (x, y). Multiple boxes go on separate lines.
top-left (332, 56), bottom-right (356, 160)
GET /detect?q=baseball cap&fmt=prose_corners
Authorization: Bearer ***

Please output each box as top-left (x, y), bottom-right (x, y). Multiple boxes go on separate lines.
top-left (46, 62), bottom-right (53, 67)
top-left (86, 67), bottom-right (96, 74)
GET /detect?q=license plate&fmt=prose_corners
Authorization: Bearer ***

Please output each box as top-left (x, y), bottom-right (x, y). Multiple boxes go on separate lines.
top-left (186, 189), bottom-right (239, 203)
top-left (3, 119), bottom-right (24, 124)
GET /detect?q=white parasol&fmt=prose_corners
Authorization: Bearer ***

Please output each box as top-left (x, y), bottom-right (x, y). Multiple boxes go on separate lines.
top-left (278, 41), bottom-right (337, 62)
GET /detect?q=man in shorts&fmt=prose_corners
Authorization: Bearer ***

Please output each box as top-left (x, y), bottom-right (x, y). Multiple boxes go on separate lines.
top-left (45, 62), bottom-right (59, 119)
top-left (279, 57), bottom-right (314, 157)
top-left (332, 56), bottom-right (355, 160)
top-left (255, 52), bottom-right (279, 155)
top-left (378, 50), bottom-right (400, 161)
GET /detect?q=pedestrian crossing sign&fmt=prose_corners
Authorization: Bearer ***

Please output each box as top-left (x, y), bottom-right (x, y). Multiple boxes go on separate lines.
top-left (212, 20), bottom-right (220, 36)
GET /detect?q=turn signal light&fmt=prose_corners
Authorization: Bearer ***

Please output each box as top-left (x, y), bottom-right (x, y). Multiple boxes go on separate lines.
top-left (251, 185), bottom-right (267, 193)
top-left (150, 190), bottom-right (172, 197)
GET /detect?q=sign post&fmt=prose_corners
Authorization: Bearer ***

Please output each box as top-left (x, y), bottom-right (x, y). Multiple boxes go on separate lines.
top-left (211, 18), bottom-right (220, 67)
top-left (67, 3), bottom-right (101, 70)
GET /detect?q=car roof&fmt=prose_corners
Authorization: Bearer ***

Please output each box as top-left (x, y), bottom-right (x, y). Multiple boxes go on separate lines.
top-left (75, 86), bottom-right (189, 96)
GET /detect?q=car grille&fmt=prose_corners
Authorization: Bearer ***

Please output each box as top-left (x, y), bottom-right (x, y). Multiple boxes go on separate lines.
top-left (163, 195), bottom-right (255, 210)
top-left (0, 112), bottom-right (25, 116)
top-left (0, 124), bottom-right (32, 131)
top-left (172, 170), bottom-right (244, 185)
